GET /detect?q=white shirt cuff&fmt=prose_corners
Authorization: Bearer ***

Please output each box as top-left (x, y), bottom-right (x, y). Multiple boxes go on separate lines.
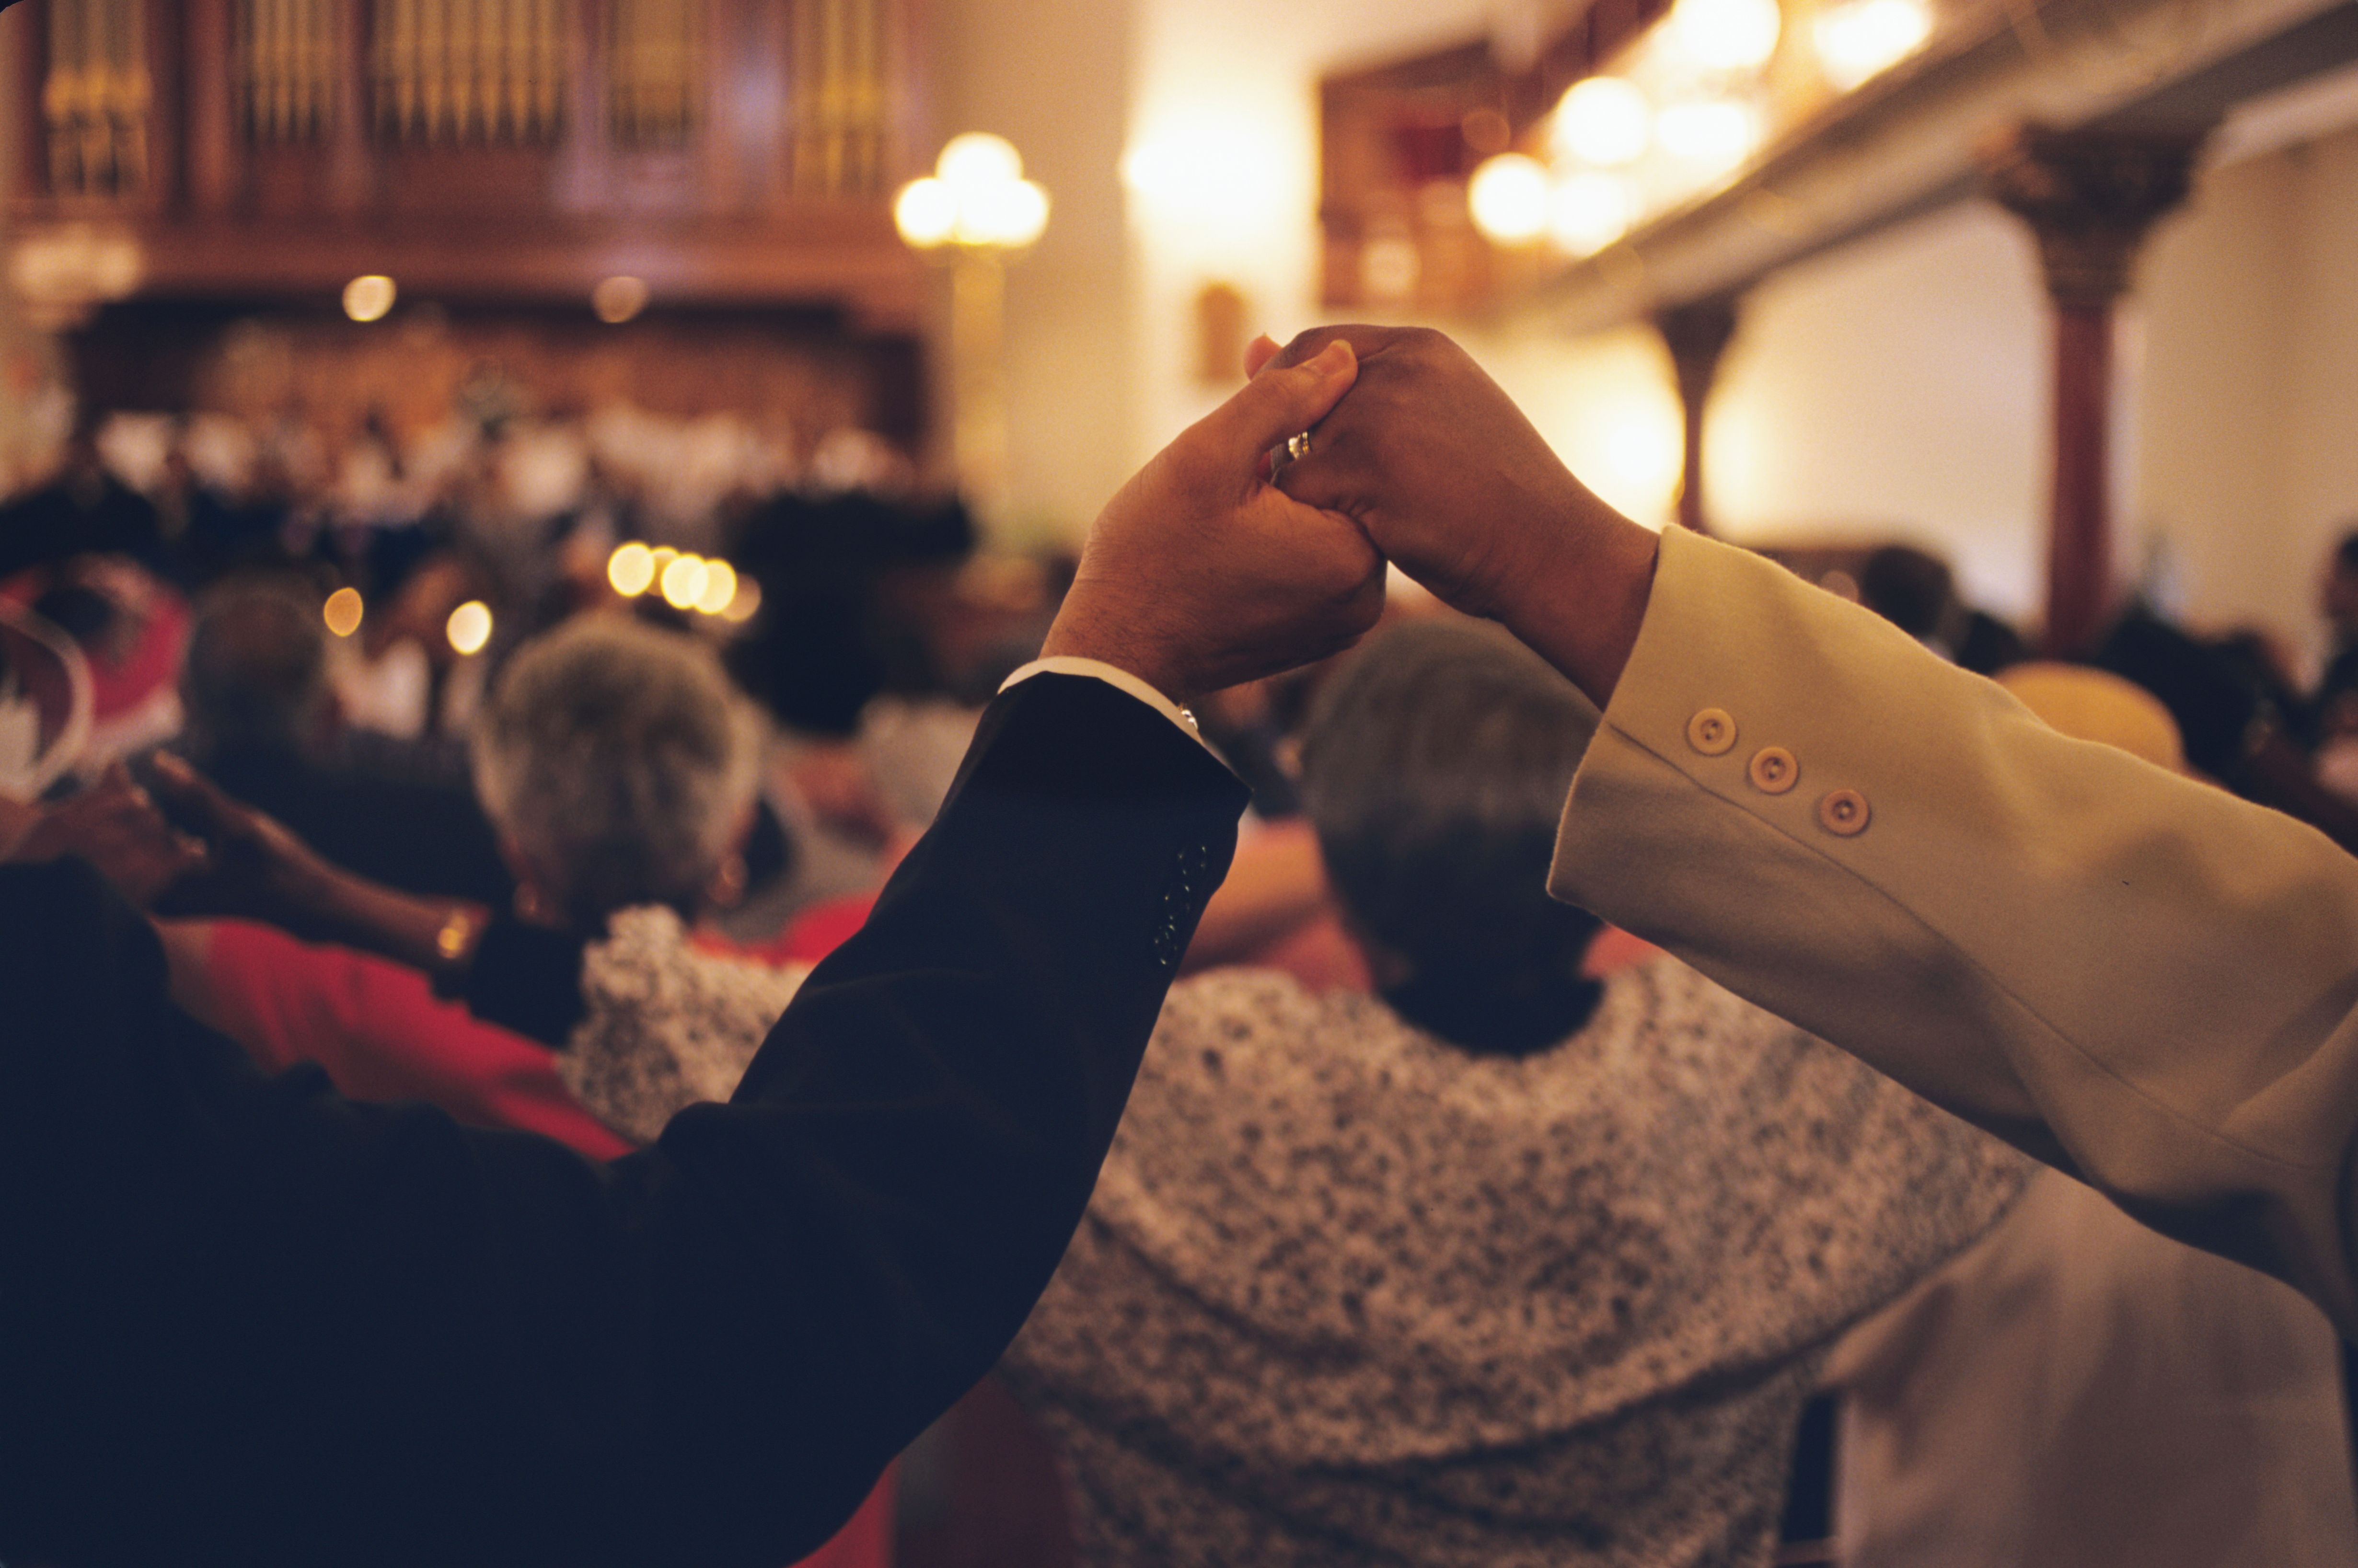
top-left (999, 657), bottom-right (1209, 749)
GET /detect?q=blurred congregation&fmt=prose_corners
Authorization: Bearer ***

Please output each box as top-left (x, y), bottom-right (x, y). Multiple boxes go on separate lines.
top-left (4, 0), bottom-right (2358, 1566)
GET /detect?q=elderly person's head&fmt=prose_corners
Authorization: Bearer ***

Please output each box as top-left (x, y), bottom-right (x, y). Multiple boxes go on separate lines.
top-left (472, 617), bottom-right (764, 930)
top-left (1299, 617), bottom-right (1602, 1055)
top-left (181, 578), bottom-right (333, 761)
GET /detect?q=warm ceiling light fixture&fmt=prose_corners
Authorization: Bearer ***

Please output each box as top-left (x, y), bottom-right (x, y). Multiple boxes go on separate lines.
top-left (1813, 0), bottom-right (1934, 89)
top-left (894, 133), bottom-right (1050, 252)
top-left (1550, 77), bottom-right (1652, 167)
top-left (592, 275), bottom-right (649, 323)
top-left (1665, 0), bottom-right (1783, 72)
top-left (342, 275), bottom-right (397, 323)
top-left (1468, 153), bottom-right (1553, 243)
top-left (1655, 98), bottom-right (1762, 170)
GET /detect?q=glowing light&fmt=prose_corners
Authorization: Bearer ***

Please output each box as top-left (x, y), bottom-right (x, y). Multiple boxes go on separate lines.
top-left (1666, 0), bottom-right (1783, 71)
top-left (343, 275), bottom-right (397, 323)
top-left (936, 132), bottom-right (1024, 188)
top-left (959, 178), bottom-right (1050, 247)
top-left (1551, 78), bottom-right (1651, 167)
top-left (446, 600), bottom-right (493, 656)
top-left (607, 542), bottom-right (656, 597)
top-left (592, 275), bottom-right (648, 323)
top-left (659, 553), bottom-right (709, 610)
top-left (694, 559), bottom-right (738, 616)
top-left (1814, 0), bottom-right (1934, 89)
top-left (720, 576), bottom-right (763, 623)
top-left (1550, 172), bottom-right (1634, 256)
top-left (1468, 154), bottom-right (1552, 244)
top-left (898, 134), bottom-right (1050, 251)
top-left (894, 178), bottom-right (959, 246)
top-left (322, 587), bottom-right (364, 638)
top-left (1656, 98), bottom-right (1761, 170)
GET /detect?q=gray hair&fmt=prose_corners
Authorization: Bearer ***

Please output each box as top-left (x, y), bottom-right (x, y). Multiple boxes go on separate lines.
top-left (472, 617), bottom-right (765, 928)
top-left (1299, 617), bottom-right (1603, 1050)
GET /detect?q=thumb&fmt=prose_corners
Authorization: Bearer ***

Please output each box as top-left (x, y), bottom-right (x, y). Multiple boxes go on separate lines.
top-left (1200, 339), bottom-right (1356, 464)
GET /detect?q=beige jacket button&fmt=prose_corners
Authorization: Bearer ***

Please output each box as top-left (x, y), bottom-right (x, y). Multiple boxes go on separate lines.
top-left (1817, 788), bottom-right (1871, 836)
top-left (1747, 746), bottom-right (1798, 795)
top-left (1687, 708), bottom-right (1737, 756)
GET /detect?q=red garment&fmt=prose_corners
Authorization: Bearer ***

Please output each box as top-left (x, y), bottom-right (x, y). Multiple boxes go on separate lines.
top-left (751, 894), bottom-right (878, 968)
top-left (200, 919), bottom-right (633, 1160)
top-left (197, 920), bottom-right (899, 1565)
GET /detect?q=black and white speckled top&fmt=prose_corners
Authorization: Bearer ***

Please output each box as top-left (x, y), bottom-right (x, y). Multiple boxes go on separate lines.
top-left (999, 959), bottom-right (2027, 1568)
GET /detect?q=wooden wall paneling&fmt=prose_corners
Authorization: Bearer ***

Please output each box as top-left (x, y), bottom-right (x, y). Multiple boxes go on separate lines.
top-left (5, 2), bottom-right (46, 205)
top-left (328, 0), bottom-right (375, 214)
top-left (885, 0), bottom-right (921, 185)
top-left (556, 0), bottom-right (609, 210)
top-left (183, 0), bottom-right (239, 214)
top-left (701, 0), bottom-right (746, 214)
top-left (750, 0), bottom-right (792, 209)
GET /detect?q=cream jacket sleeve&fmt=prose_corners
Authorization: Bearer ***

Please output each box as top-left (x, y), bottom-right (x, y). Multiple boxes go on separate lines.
top-left (1549, 524), bottom-right (2358, 1332)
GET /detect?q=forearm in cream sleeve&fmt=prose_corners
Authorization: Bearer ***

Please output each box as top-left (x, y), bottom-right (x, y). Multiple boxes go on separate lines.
top-left (1549, 525), bottom-right (2358, 1333)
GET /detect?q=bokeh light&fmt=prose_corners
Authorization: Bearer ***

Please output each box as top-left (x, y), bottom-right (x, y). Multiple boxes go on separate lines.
top-left (322, 587), bottom-right (364, 638)
top-left (608, 542), bottom-right (656, 597)
top-left (694, 559), bottom-right (738, 616)
top-left (342, 275), bottom-right (397, 323)
top-left (1666, 0), bottom-right (1783, 72)
top-left (936, 132), bottom-right (1024, 188)
top-left (659, 553), bottom-right (709, 610)
top-left (1468, 154), bottom-right (1552, 244)
top-left (1551, 78), bottom-right (1651, 167)
top-left (446, 600), bottom-right (493, 656)
top-left (1814, 0), bottom-right (1934, 89)
top-left (896, 133), bottom-right (1050, 251)
top-left (893, 178), bottom-right (958, 246)
top-left (1656, 99), bottom-right (1761, 171)
top-left (592, 275), bottom-right (649, 324)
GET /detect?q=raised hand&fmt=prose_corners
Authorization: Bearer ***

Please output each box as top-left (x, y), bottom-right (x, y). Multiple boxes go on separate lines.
top-left (6, 763), bottom-right (210, 908)
top-left (1255, 325), bottom-right (1660, 705)
top-left (1040, 339), bottom-right (1384, 703)
top-left (144, 751), bottom-right (344, 934)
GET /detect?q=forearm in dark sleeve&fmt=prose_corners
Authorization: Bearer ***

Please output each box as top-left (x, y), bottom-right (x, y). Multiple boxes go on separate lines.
top-left (0, 675), bottom-right (1246, 1568)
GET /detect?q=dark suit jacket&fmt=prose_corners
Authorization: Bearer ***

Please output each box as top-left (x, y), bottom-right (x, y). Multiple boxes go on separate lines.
top-left (0, 673), bottom-right (1246, 1568)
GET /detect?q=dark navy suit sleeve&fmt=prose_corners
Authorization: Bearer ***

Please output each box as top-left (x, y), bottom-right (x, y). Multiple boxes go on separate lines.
top-left (0, 673), bottom-right (1246, 1568)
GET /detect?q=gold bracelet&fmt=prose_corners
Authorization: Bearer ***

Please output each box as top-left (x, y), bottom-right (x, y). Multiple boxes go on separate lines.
top-left (434, 905), bottom-right (483, 964)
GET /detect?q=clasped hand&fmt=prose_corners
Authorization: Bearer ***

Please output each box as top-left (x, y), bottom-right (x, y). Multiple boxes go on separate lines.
top-left (1044, 325), bottom-right (1660, 709)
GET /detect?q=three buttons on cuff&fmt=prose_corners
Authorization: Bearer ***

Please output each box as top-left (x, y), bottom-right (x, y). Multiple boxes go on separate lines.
top-left (1685, 708), bottom-right (1870, 838)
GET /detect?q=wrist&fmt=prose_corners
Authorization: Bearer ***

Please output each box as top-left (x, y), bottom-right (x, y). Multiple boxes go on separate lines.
top-left (1492, 496), bottom-right (1659, 708)
top-left (1040, 604), bottom-right (1192, 707)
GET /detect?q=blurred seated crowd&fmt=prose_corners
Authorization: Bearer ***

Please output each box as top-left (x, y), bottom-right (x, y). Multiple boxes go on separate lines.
top-left (2, 400), bottom-right (2353, 1567)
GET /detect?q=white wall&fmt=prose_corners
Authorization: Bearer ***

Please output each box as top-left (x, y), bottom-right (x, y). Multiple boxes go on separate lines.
top-left (927, 0), bottom-right (1139, 548)
top-left (1706, 205), bottom-right (2050, 618)
top-left (1121, 0), bottom-right (1497, 452)
top-left (2139, 124), bottom-right (2358, 669)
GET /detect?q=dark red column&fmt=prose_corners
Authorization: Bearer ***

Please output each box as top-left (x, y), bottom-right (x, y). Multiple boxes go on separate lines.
top-left (1983, 125), bottom-right (2201, 656)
